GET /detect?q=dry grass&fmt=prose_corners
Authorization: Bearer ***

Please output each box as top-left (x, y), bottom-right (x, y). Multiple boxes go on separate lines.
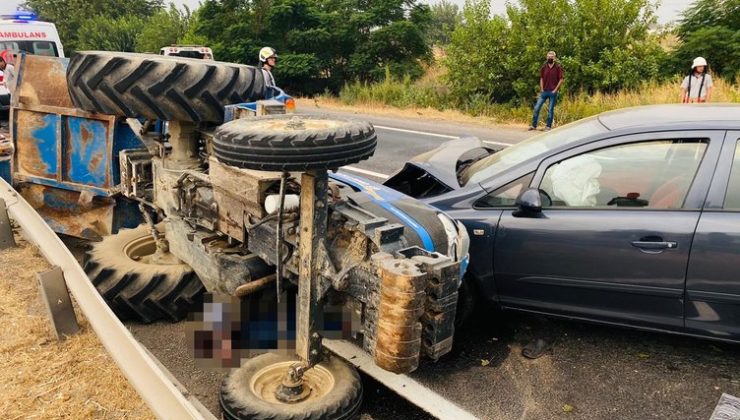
top-left (297, 97), bottom-right (529, 129)
top-left (0, 230), bottom-right (154, 419)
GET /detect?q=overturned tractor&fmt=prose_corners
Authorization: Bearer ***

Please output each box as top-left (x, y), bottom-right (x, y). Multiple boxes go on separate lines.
top-left (7, 52), bottom-right (468, 418)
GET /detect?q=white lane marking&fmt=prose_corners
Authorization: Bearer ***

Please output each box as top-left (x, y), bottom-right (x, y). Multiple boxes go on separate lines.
top-left (483, 140), bottom-right (512, 147)
top-left (374, 124), bottom-right (513, 147)
top-left (342, 166), bottom-right (390, 180)
top-left (374, 124), bottom-right (459, 139)
top-left (324, 339), bottom-right (479, 420)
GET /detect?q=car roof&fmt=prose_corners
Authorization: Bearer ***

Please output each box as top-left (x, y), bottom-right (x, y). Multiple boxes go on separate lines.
top-left (597, 104), bottom-right (740, 131)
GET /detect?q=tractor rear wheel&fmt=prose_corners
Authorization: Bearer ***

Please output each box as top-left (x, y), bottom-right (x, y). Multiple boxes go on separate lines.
top-left (66, 51), bottom-right (266, 123)
top-left (83, 224), bottom-right (204, 323)
top-left (212, 115), bottom-right (377, 171)
top-left (220, 352), bottom-right (363, 420)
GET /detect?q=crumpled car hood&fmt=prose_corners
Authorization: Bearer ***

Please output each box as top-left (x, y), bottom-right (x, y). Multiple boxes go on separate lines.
top-left (382, 137), bottom-right (494, 198)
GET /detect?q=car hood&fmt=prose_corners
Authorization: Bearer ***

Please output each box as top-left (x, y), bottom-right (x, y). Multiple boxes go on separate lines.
top-left (382, 137), bottom-right (494, 198)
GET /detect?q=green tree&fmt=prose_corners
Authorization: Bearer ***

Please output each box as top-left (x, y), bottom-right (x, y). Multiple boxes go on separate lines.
top-left (669, 0), bottom-right (740, 78)
top-left (676, 0), bottom-right (739, 39)
top-left (184, 0), bottom-right (431, 94)
top-left (446, 0), bottom-right (663, 106)
top-left (76, 15), bottom-right (146, 52)
top-left (136, 3), bottom-right (192, 53)
top-left (444, 1), bottom-right (510, 104)
top-left (427, 1), bottom-right (462, 46)
top-left (22, 0), bottom-right (163, 50)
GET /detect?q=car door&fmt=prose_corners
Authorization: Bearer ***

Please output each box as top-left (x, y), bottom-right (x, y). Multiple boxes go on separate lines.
top-left (492, 131), bottom-right (723, 330)
top-left (685, 131), bottom-right (740, 340)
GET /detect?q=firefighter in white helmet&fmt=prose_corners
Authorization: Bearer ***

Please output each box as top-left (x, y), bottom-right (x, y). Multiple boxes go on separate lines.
top-left (258, 47), bottom-right (278, 88)
top-left (680, 57), bottom-right (713, 103)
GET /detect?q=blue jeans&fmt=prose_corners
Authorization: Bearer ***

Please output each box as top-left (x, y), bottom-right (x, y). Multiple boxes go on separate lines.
top-left (531, 91), bottom-right (558, 128)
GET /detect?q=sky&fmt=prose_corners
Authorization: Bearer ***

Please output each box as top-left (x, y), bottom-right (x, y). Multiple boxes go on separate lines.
top-left (1, 0), bottom-right (694, 24)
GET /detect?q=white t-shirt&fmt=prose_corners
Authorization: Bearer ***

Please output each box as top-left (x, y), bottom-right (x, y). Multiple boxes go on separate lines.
top-left (681, 73), bottom-right (713, 100)
top-left (261, 67), bottom-right (276, 88)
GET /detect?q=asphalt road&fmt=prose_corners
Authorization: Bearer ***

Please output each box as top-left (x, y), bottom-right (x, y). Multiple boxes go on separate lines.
top-left (302, 107), bottom-right (531, 180)
top-left (59, 112), bottom-right (739, 420)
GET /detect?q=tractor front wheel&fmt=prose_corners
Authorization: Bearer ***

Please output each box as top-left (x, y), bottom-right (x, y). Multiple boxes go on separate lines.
top-left (220, 352), bottom-right (363, 420)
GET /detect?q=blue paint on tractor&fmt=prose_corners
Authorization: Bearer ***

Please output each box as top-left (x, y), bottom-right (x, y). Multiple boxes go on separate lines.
top-left (329, 172), bottom-right (436, 252)
top-left (223, 87), bottom-right (292, 123)
top-left (111, 121), bottom-right (145, 186)
top-left (111, 196), bottom-right (146, 232)
top-left (66, 117), bottom-right (109, 186)
top-left (31, 114), bottom-right (60, 177)
top-left (41, 186), bottom-right (81, 212)
top-left (0, 160), bottom-right (10, 184)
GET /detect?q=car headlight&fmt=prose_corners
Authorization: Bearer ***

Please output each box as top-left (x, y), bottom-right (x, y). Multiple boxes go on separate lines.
top-left (436, 213), bottom-right (470, 262)
top-left (437, 213), bottom-right (471, 284)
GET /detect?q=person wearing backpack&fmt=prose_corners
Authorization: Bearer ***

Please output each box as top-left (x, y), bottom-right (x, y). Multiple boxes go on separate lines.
top-left (681, 57), bottom-right (713, 103)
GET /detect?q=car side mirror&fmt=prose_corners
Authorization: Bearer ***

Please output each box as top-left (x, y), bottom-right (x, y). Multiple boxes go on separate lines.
top-left (513, 188), bottom-right (549, 217)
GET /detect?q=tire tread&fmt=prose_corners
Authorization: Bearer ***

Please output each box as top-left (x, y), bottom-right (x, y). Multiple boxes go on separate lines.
top-left (67, 51), bottom-right (266, 122)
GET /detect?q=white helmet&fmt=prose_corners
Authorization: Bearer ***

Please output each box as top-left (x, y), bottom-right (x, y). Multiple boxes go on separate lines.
top-left (259, 47), bottom-right (277, 63)
top-left (692, 56), bottom-right (707, 68)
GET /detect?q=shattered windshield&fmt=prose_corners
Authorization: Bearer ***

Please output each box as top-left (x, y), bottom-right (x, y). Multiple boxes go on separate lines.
top-left (461, 117), bottom-right (609, 186)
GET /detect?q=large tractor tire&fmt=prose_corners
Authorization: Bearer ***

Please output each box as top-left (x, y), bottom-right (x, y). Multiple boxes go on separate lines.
top-left (212, 115), bottom-right (377, 171)
top-left (83, 225), bottom-right (205, 323)
top-left (220, 353), bottom-right (363, 420)
top-left (66, 51), bottom-right (266, 123)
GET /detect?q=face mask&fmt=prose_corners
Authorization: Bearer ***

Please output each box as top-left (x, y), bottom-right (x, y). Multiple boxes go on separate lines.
top-left (547, 58), bottom-right (554, 64)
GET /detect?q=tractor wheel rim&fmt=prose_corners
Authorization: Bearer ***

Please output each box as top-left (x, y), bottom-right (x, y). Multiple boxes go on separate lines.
top-left (123, 235), bottom-right (180, 265)
top-left (250, 361), bottom-right (336, 405)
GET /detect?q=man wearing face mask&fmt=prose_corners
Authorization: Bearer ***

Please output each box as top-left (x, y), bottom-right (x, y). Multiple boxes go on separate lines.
top-left (529, 51), bottom-right (564, 131)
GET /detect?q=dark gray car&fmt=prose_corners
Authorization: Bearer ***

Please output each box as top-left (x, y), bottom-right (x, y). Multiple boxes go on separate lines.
top-left (385, 104), bottom-right (740, 343)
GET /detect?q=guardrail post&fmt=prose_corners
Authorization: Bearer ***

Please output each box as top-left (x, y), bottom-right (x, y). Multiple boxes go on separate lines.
top-left (0, 198), bottom-right (16, 249)
top-left (37, 266), bottom-right (80, 339)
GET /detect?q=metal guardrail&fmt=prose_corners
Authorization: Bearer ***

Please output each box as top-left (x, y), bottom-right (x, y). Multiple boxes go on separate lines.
top-left (324, 339), bottom-right (479, 420)
top-left (0, 177), bottom-right (215, 420)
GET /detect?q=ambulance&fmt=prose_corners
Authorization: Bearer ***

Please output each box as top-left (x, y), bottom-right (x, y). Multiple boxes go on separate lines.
top-left (0, 12), bottom-right (64, 110)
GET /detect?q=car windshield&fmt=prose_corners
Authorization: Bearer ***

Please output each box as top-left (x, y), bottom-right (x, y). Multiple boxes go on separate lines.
top-left (461, 117), bottom-right (609, 185)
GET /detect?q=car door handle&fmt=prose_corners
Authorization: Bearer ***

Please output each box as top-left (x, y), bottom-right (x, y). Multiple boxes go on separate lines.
top-left (631, 240), bottom-right (678, 250)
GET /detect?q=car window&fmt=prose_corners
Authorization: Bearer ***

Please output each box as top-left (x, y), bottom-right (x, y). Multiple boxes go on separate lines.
top-left (475, 173), bottom-right (534, 208)
top-left (540, 139), bottom-right (707, 209)
top-left (461, 117), bottom-right (608, 186)
top-left (724, 140), bottom-right (740, 209)
top-left (0, 42), bottom-right (19, 51)
top-left (31, 41), bottom-right (57, 56)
